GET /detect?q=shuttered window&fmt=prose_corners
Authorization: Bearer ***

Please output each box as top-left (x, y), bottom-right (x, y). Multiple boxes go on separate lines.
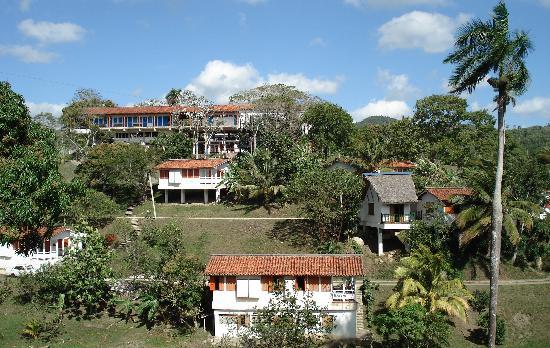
top-left (160, 170), bottom-right (168, 179)
top-left (320, 276), bottom-right (331, 292)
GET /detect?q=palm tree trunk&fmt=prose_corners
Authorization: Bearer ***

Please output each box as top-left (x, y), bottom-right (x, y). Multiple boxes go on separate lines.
top-left (488, 88), bottom-right (506, 348)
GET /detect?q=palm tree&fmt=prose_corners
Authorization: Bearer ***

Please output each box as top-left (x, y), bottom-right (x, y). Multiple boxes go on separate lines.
top-left (443, 2), bottom-right (533, 346)
top-left (386, 245), bottom-right (472, 321)
top-left (165, 88), bottom-right (182, 106)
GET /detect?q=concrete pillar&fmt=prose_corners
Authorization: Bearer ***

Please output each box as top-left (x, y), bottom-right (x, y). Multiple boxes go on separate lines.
top-left (378, 228), bottom-right (384, 256)
top-left (215, 189), bottom-right (221, 203)
top-left (180, 189), bottom-right (186, 204)
top-left (204, 189), bottom-right (209, 204)
top-left (164, 189), bottom-right (169, 204)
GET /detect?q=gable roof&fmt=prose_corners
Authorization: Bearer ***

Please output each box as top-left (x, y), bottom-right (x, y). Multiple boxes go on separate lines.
top-left (85, 104), bottom-right (249, 116)
top-left (154, 158), bottom-right (229, 170)
top-left (363, 172), bottom-right (418, 204)
top-left (204, 254), bottom-right (364, 276)
top-left (379, 160), bottom-right (416, 169)
top-left (420, 187), bottom-right (473, 202)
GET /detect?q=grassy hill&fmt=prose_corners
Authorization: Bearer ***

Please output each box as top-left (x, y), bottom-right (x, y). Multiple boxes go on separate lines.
top-left (508, 124), bottom-right (550, 155)
top-left (355, 115), bottom-right (397, 127)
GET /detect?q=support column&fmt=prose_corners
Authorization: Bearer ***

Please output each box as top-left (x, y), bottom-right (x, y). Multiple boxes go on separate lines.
top-left (215, 189), bottom-right (221, 203)
top-left (164, 189), bottom-right (169, 204)
top-left (204, 189), bottom-right (209, 204)
top-left (378, 228), bottom-right (384, 256)
top-left (180, 189), bottom-right (186, 204)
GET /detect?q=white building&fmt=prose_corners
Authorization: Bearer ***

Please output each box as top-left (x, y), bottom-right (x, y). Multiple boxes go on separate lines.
top-left (359, 172), bottom-right (419, 256)
top-left (156, 158), bottom-right (230, 204)
top-left (418, 187), bottom-right (473, 221)
top-left (0, 227), bottom-right (77, 275)
top-left (205, 254), bottom-right (364, 339)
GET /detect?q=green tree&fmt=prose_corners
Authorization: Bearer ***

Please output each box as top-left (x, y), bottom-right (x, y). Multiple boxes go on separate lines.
top-left (239, 288), bottom-right (332, 348)
top-left (33, 112), bottom-right (60, 130)
top-left (75, 143), bottom-right (154, 206)
top-left (403, 213), bottom-right (452, 255)
top-left (152, 131), bottom-right (193, 160)
top-left (444, 3), bottom-right (533, 344)
top-left (288, 167), bottom-right (363, 243)
top-left (374, 303), bottom-right (451, 348)
top-left (386, 245), bottom-right (471, 321)
top-left (165, 88), bottom-right (182, 106)
top-left (0, 81), bottom-right (73, 254)
top-left (302, 102), bottom-right (355, 158)
top-left (65, 188), bottom-right (119, 228)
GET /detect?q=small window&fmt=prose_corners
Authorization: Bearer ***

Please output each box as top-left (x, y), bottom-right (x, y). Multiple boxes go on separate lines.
top-left (160, 170), bottom-right (168, 179)
top-left (295, 276), bottom-right (306, 291)
top-left (368, 203), bottom-right (374, 216)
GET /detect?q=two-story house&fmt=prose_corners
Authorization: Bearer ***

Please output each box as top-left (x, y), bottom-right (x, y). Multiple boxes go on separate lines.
top-left (418, 187), bottom-right (473, 221)
top-left (0, 227), bottom-right (78, 275)
top-left (155, 158), bottom-right (230, 204)
top-left (205, 254), bottom-right (364, 338)
top-left (359, 172), bottom-right (419, 256)
top-left (85, 105), bottom-right (249, 155)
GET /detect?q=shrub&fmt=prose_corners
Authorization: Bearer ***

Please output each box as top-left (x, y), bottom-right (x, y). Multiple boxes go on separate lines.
top-left (478, 311), bottom-right (506, 345)
top-left (359, 278), bottom-right (378, 327)
top-left (104, 233), bottom-right (118, 248)
top-left (470, 290), bottom-right (490, 313)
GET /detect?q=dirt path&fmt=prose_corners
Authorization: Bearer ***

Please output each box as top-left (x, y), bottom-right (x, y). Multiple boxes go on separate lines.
top-left (373, 278), bottom-right (550, 286)
top-left (116, 216), bottom-right (307, 220)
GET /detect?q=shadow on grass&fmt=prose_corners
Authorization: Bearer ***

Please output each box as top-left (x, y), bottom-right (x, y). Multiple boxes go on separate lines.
top-left (269, 219), bottom-right (317, 249)
top-left (466, 327), bottom-right (486, 346)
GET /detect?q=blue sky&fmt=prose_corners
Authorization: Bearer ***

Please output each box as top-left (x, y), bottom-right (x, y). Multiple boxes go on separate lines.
top-left (1, 0), bottom-right (549, 126)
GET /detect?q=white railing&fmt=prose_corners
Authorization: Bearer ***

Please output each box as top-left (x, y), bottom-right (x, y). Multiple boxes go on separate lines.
top-left (29, 251), bottom-right (60, 260)
top-left (331, 290), bottom-right (355, 302)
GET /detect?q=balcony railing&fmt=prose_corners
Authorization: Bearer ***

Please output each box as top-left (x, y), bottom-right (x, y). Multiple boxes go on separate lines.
top-left (380, 212), bottom-right (421, 224)
top-left (331, 290), bottom-right (355, 302)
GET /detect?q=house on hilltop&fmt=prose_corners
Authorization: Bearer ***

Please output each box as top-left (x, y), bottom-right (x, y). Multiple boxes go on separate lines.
top-left (359, 172), bottom-right (419, 256)
top-left (155, 158), bottom-right (230, 204)
top-left (205, 254), bottom-right (364, 338)
top-left (418, 187), bottom-right (473, 220)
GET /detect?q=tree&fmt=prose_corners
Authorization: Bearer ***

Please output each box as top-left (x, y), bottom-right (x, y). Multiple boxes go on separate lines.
top-left (0, 81), bottom-right (74, 254)
top-left (288, 167), bottom-right (363, 243)
top-left (75, 143), bottom-right (154, 206)
top-left (151, 131), bottom-right (193, 160)
top-left (403, 213), bottom-right (452, 256)
top-left (302, 102), bottom-right (355, 158)
top-left (374, 303), bottom-right (451, 348)
top-left (239, 288), bottom-right (332, 348)
top-left (444, 2), bottom-right (533, 344)
top-left (65, 188), bottom-right (119, 228)
top-left (165, 88), bottom-right (182, 106)
top-left (33, 112), bottom-right (60, 130)
top-left (386, 245), bottom-right (471, 321)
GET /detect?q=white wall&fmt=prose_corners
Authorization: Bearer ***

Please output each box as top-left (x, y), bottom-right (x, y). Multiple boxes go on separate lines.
top-left (158, 163), bottom-right (229, 190)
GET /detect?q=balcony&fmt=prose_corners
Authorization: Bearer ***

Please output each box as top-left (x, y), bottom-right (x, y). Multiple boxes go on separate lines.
top-left (331, 290), bottom-right (355, 302)
top-left (380, 212), bottom-right (421, 224)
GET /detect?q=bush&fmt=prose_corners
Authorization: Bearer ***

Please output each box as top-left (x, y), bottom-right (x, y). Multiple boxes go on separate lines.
top-left (65, 188), bottom-right (119, 228)
top-left (478, 311), bottom-right (506, 345)
top-left (374, 303), bottom-right (451, 348)
top-left (470, 290), bottom-right (490, 313)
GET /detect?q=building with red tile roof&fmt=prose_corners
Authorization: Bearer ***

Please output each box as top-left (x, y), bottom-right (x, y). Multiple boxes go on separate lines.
top-left (205, 254), bottom-right (364, 338)
top-left (418, 187), bottom-right (473, 216)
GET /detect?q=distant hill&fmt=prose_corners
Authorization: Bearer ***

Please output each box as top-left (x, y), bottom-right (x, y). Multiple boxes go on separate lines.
top-left (355, 115), bottom-right (397, 127)
top-left (508, 124), bottom-right (550, 155)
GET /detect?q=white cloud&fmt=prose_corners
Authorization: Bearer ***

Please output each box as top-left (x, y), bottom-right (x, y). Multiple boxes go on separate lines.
top-left (18, 19), bottom-right (86, 44)
top-left (238, 0), bottom-right (267, 5)
top-left (513, 97), bottom-right (550, 118)
top-left (185, 60), bottom-right (342, 103)
top-left (0, 45), bottom-right (57, 63)
top-left (540, 0), bottom-right (550, 8)
top-left (309, 37), bottom-right (327, 47)
top-left (267, 73), bottom-right (341, 95)
top-left (26, 102), bottom-right (66, 116)
top-left (19, 0), bottom-right (31, 11)
top-left (351, 99), bottom-right (411, 121)
top-left (377, 68), bottom-right (419, 100)
top-left (378, 11), bottom-right (470, 53)
top-left (185, 60), bottom-right (261, 103)
top-left (344, 0), bottom-right (447, 7)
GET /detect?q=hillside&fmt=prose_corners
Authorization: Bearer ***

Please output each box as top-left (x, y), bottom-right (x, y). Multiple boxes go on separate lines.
top-left (355, 115), bottom-right (397, 127)
top-left (508, 124), bottom-right (550, 155)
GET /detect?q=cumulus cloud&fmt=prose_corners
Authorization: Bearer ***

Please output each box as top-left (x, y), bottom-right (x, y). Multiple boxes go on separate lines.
top-left (0, 45), bottom-right (57, 63)
top-left (377, 68), bottom-right (419, 100)
top-left (26, 102), bottom-right (66, 116)
top-left (344, 0), bottom-right (447, 7)
top-left (351, 99), bottom-right (411, 121)
top-left (18, 19), bottom-right (86, 44)
top-left (513, 97), bottom-right (550, 118)
top-left (378, 11), bottom-right (470, 53)
top-left (185, 60), bottom-right (342, 103)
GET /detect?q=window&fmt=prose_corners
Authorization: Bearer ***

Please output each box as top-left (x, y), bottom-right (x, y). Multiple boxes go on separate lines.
top-left (368, 203), bottom-right (375, 216)
top-left (295, 276), bottom-right (306, 291)
top-left (306, 276), bottom-right (319, 292)
top-left (157, 115), bottom-right (170, 127)
top-left (220, 314), bottom-right (250, 328)
top-left (113, 116), bottom-right (124, 127)
top-left (236, 278), bottom-right (249, 297)
top-left (236, 278), bottom-right (261, 298)
top-left (160, 170), bottom-right (168, 179)
top-left (226, 276), bottom-right (236, 291)
top-left (320, 277), bottom-right (331, 292)
top-left (168, 170), bottom-right (180, 184)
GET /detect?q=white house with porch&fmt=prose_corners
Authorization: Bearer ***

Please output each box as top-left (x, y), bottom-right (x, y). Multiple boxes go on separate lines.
top-left (205, 254), bottom-right (364, 338)
top-left (0, 227), bottom-right (78, 275)
top-left (156, 158), bottom-right (230, 204)
top-left (359, 172), bottom-right (419, 256)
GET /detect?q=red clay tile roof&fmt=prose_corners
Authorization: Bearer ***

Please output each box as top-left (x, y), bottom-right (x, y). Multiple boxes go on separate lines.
top-left (154, 159), bottom-right (229, 170)
top-left (204, 254), bottom-right (364, 276)
top-left (422, 187), bottom-right (473, 202)
top-left (1, 226), bottom-right (71, 238)
top-left (380, 160), bottom-right (416, 169)
top-left (86, 104), bottom-right (249, 115)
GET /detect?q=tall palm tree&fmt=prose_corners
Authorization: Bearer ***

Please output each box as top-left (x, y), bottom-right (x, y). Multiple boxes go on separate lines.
top-left (443, 2), bottom-right (533, 346)
top-left (386, 245), bottom-right (472, 321)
